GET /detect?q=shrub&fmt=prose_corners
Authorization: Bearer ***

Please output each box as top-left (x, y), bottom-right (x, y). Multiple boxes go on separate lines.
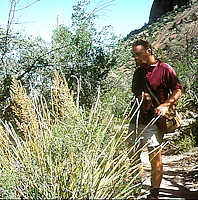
top-left (101, 69), bottom-right (132, 119)
top-left (0, 72), bottom-right (142, 199)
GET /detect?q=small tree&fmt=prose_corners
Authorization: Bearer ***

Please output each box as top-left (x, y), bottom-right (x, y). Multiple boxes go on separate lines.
top-left (51, 0), bottom-right (118, 107)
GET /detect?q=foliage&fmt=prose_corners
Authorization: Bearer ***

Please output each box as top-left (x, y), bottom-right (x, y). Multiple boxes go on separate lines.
top-left (101, 69), bottom-right (132, 118)
top-left (0, 28), bottom-right (53, 122)
top-left (0, 0), bottom-right (122, 121)
top-left (191, 118), bottom-right (198, 145)
top-left (51, 0), bottom-right (119, 107)
top-left (166, 129), bottom-right (196, 155)
top-left (99, 37), bottom-right (135, 118)
top-left (0, 72), bottom-right (142, 199)
top-left (165, 38), bottom-right (198, 109)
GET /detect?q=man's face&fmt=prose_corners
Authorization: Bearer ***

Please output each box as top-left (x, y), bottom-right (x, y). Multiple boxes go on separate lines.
top-left (133, 45), bottom-right (150, 67)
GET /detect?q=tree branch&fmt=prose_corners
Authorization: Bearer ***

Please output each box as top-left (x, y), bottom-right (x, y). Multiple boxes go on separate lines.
top-left (15, 0), bottom-right (40, 12)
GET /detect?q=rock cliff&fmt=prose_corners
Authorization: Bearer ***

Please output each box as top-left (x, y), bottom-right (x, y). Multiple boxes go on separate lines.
top-left (125, 0), bottom-right (198, 49)
top-left (149, 0), bottom-right (191, 23)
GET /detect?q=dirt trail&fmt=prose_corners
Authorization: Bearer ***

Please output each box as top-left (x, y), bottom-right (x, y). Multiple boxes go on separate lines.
top-left (139, 132), bottom-right (198, 200)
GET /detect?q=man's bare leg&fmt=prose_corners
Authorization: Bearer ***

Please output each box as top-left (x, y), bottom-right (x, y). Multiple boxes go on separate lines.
top-left (148, 146), bottom-right (163, 199)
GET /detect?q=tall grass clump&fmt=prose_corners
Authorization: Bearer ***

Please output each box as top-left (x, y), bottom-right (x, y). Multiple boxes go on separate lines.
top-left (0, 71), bottom-right (143, 199)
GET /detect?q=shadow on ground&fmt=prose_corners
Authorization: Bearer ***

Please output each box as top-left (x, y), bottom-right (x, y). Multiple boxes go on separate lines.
top-left (142, 163), bottom-right (198, 199)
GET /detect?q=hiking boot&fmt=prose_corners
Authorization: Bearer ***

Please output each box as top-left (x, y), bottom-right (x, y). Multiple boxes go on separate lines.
top-left (146, 188), bottom-right (159, 200)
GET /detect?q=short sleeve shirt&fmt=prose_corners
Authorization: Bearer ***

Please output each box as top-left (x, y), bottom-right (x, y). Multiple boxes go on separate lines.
top-left (132, 61), bottom-right (182, 124)
top-left (145, 61), bottom-right (182, 103)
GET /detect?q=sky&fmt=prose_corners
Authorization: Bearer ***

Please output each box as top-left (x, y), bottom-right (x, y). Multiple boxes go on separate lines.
top-left (0, 0), bottom-right (154, 41)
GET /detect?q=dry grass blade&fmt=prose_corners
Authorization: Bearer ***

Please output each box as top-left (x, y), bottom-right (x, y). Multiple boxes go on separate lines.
top-left (0, 71), bottom-right (143, 199)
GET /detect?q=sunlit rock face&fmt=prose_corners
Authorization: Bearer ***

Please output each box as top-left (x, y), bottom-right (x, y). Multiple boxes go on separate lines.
top-left (149, 0), bottom-right (191, 23)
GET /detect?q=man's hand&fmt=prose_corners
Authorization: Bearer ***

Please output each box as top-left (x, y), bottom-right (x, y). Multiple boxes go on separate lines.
top-left (154, 104), bottom-right (169, 116)
top-left (154, 89), bottom-right (182, 116)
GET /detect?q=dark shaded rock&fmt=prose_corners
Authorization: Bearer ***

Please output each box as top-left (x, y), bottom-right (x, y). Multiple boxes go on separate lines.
top-left (149, 0), bottom-right (191, 23)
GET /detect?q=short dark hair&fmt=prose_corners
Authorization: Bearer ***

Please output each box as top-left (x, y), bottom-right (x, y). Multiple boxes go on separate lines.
top-left (132, 39), bottom-right (153, 54)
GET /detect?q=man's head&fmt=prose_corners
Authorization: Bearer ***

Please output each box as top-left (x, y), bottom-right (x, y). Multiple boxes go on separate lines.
top-left (132, 40), bottom-right (154, 67)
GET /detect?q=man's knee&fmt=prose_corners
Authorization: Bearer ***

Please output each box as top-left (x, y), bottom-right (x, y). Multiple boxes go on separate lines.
top-left (149, 147), bottom-right (162, 165)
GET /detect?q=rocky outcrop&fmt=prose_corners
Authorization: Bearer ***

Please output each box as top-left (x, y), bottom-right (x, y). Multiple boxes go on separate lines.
top-left (125, 0), bottom-right (198, 49)
top-left (149, 0), bottom-right (191, 23)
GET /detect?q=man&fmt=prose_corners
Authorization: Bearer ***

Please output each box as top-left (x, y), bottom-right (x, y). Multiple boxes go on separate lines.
top-left (128, 39), bottom-right (182, 199)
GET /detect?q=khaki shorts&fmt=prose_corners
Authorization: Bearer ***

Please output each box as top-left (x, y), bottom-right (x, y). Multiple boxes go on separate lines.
top-left (128, 123), bottom-right (164, 149)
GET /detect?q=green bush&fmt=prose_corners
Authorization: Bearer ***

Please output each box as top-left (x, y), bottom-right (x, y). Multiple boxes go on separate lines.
top-left (101, 69), bottom-right (133, 119)
top-left (51, 0), bottom-right (120, 107)
top-left (165, 128), bottom-right (196, 155)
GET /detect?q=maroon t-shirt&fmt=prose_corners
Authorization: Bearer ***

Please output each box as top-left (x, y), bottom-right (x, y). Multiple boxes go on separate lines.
top-left (132, 61), bottom-right (182, 124)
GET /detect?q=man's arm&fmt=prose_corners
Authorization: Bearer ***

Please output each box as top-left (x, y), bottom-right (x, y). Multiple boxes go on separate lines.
top-left (154, 89), bottom-right (182, 116)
